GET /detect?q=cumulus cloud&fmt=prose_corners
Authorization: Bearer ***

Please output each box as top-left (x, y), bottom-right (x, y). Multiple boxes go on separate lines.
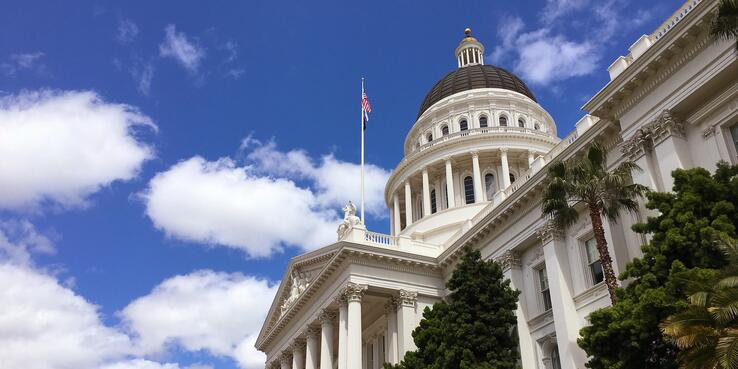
top-left (0, 219), bottom-right (55, 266)
top-left (100, 359), bottom-right (212, 369)
top-left (117, 19), bottom-right (139, 43)
top-left (120, 270), bottom-right (277, 369)
top-left (1, 52), bottom-right (47, 76)
top-left (0, 90), bottom-right (156, 211)
top-left (541, 0), bottom-right (588, 22)
top-left (140, 156), bottom-right (339, 257)
top-left (141, 138), bottom-right (391, 257)
top-left (159, 24), bottom-right (205, 73)
top-left (247, 140), bottom-right (390, 217)
top-left (0, 263), bottom-right (133, 369)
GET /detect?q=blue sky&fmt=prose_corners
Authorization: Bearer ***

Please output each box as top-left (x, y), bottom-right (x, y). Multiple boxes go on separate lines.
top-left (0, 1), bottom-right (679, 369)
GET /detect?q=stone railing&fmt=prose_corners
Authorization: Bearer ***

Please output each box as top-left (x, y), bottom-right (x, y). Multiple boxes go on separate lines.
top-left (408, 126), bottom-right (553, 156)
top-left (364, 230), bottom-right (395, 246)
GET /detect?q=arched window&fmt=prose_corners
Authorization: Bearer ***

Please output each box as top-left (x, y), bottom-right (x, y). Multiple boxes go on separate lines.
top-left (479, 116), bottom-right (488, 128)
top-left (463, 176), bottom-right (475, 204)
top-left (426, 133), bottom-right (433, 142)
top-left (430, 189), bottom-right (437, 214)
top-left (459, 119), bottom-right (468, 131)
top-left (534, 123), bottom-right (541, 131)
top-left (484, 173), bottom-right (496, 199)
top-left (518, 118), bottom-right (525, 128)
top-left (441, 125), bottom-right (449, 136)
top-left (509, 173), bottom-right (516, 184)
top-left (499, 116), bottom-right (508, 127)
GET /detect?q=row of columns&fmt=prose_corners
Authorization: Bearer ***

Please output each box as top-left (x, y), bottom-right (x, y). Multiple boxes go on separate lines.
top-left (272, 284), bottom-right (419, 369)
top-left (392, 148), bottom-right (539, 233)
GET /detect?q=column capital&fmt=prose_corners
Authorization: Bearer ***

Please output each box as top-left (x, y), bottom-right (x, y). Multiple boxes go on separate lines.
top-left (302, 325), bottom-right (321, 338)
top-left (280, 352), bottom-right (293, 364)
top-left (470, 150), bottom-right (479, 158)
top-left (397, 289), bottom-right (418, 307)
top-left (528, 149), bottom-right (535, 155)
top-left (318, 309), bottom-right (336, 324)
top-left (536, 220), bottom-right (562, 244)
top-left (495, 249), bottom-right (522, 272)
top-left (499, 147), bottom-right (508, 154)
top-left (343, 282), bottom-right (367, 303)
top-left (384, 296), bottom-right (399, 313)
top-left (443, 156), bottom-right (454, 164)
top-left (291, 338), bottom-right (306, 351)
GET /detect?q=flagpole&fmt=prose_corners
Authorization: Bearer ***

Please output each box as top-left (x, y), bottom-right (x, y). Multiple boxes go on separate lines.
top-left (360, 78), bottom-right (365, 224)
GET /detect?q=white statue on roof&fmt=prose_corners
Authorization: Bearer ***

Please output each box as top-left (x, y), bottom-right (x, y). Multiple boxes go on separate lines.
top-left (337, 201), bottom-right (362, 241)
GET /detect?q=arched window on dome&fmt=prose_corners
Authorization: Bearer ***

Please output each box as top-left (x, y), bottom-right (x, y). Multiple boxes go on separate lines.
top-left (509, 173), bottom-right (516, 184)
top-left (426, 132), bottom-right (433, 142)
top-left (534, 122), bottom-right (541, 131)
top-left (518, 118), bottom-right (525, 128)
top-left (441, 125), bottom-right (449, 136)
top-left (484, 173), bottom-right (496, 200)
top-left (499, 116), bottom-right (508, 127)
top-left (463, 176), bottom-right (475, 204)
top-left (430, 189), bottom-right (437, 214)
top-left (459, 119), bottom-right (468, 131)
top-left (479, 116), bottom-right (488, 128)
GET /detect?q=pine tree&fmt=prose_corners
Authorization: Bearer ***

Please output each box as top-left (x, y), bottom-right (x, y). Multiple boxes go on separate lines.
top-left (387, 246), bottom-right (520, 369)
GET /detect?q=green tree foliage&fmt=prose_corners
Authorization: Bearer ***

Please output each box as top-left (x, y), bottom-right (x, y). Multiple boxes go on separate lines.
top-left (578, 163), bottom-right (738, 369)
top-left (661, 235), bottom-right (738, 369)
top-left (386, 246), bottom-right (520, 369)
top-left (712, 0), bottom-right (738, 51)
top-left (542, 142), bottom-right (647, 304)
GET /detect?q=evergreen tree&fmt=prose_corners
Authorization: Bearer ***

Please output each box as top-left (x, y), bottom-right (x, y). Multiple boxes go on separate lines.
top-left (387, 246), bottom-right (520, 369)
top-left (578, 162), bottom-right (738, 369)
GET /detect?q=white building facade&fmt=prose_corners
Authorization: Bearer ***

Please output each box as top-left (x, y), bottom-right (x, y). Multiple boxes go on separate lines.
top-left (256, 1), bottom-right (738, 368)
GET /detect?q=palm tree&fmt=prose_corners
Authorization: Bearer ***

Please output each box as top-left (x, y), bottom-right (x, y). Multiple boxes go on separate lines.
top-left (712, 0), bottom-right (738, 51)
top-left (660, 235), bottom-right (738, 369)
top-left (542, 142), bottom-right (647, 304)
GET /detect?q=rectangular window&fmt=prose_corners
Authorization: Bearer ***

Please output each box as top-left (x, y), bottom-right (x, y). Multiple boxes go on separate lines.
top-left (538, 267), bottom-right (552, 311)
top-left (585, 238), bottom-right (604, 285)
top-left (430, 189), bottom-right (437, 214)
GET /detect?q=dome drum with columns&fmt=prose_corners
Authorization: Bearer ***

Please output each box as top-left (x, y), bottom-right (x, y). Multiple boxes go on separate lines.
top-left (385, 29), bottom-right (559, 244)
top-left (257, 3), bottom-right (736, 367)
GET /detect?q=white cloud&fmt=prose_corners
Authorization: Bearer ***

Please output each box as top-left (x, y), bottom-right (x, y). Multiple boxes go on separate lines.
top-left (541, 0), bottom-right (588, 22)
top-left (120, 270), bottom-right (277, 369)
top-left (117, 19), bottom-right (139, 43)
top-left (1, 52), bottom-right (46, 76)
top-left (159, 24), bottom-right (205, 74)
top-left (140, 156), bottom-right (339, 257)
top-left (0, 90), bottom-right (156, 211)
top-left (0, 219), bottom-right (54, 266)
top-left (100, 360), bottom-right (212, 369)
top-left (130, 62), bottom-right (155, 96)
top-left (0, 263), bottom-right (133, 369)
top-left (247, 140), bottom-right (390, 218)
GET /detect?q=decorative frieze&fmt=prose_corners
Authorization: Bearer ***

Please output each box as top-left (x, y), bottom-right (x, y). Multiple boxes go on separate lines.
top-left (279, 269), bottom-right (314, 317)
top-left (495, 250), bottom-right (521, 271)
top-left (397, 289), bottom-right (418, 308)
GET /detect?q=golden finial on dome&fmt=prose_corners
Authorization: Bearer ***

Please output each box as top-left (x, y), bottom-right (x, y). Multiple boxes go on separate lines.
top-left (464, 28), bottom-right (472, 36)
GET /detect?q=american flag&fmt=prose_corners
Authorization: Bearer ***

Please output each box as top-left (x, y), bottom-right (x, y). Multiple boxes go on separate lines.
top-left (362, 91), bottom-right (372, 130)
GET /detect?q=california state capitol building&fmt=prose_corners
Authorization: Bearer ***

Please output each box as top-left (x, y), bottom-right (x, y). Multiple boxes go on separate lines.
top-left (255, 1), bottom-right (738, 368)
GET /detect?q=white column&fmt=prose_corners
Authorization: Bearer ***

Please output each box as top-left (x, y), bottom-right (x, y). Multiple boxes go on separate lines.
top-left (528, 150), bottom-right (535, 167)
top-left (421, 168), bottom-right (431, 216)
top-left (471, 152), bottom-right (483, 202)
top-left (372, 336), bottom-right (380, 369)
top-left (305, 327), bottom-right (320, 369)
top-left (346, 283), bottom-right (367, 369)
top-left (393, 193), bottom-right (401, 234)
top-left (281, 353), bottom-right (292, 369)
top-left (337, 296), bottom-right (348, 369)
top-left (293, 341), bottom-right (306, 369)
top-left (319, 310), bottom-right (336, 369)
top-left (498, 251), bottom-right (536, 369)
top-left (500, 148), bottom-right (511, 188)
top-left (396, 290), bottom-right (418, 359)
top-left (537, 222), bottom-right (587, 369)
top-left (384, 299), bottom-right (399, 364)
top-left (404, 181), bottom-right (413, 226)
top-left (444, 158), bottom-right (456, 208)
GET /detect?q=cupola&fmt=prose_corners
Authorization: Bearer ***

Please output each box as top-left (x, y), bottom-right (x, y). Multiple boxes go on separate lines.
top-left (455, 28), bottom-right (485, 68)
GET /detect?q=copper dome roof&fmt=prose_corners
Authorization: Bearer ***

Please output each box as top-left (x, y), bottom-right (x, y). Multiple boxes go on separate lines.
top-left (417, 64), bottom-right (537, 119)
